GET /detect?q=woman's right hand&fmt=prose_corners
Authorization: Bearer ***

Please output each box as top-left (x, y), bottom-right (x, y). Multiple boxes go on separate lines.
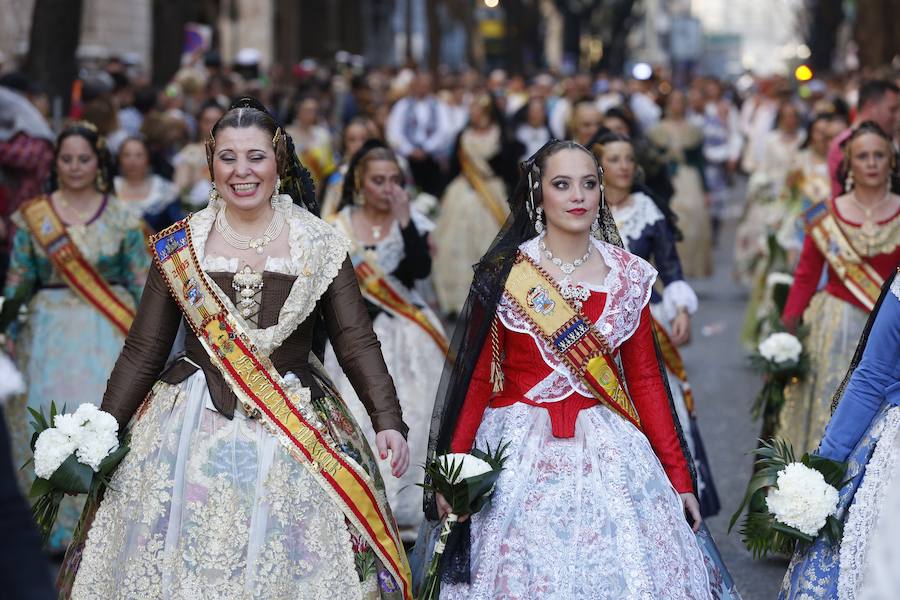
top-left (436, 492), bottom-right (468, 523)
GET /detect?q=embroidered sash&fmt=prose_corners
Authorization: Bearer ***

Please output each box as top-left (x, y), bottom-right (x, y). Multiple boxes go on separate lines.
top-left (335, 214), bottom-right (449, 355)
top-left (651, 318), bottom-right (694, 414)
top-left (459, 146), bottom-right (507, 226)
top-left (149, 219), bottom-right (412, 599)
top-left (21, 195), bottom-right (135, 336)
top-left (803, 202), bottom-right (885, 310)
top-left (504, 253), bottom-right (642, 429)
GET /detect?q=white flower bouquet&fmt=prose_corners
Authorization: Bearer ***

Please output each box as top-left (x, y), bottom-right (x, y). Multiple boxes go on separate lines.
top-left (729, 438), bottom-right (847, 558)
top-left (26, 402), bottom-right (129, 542)
top-left (418, 442), bottom-right (509, 600)
top-left (750, 331), bottom-right (808, 419)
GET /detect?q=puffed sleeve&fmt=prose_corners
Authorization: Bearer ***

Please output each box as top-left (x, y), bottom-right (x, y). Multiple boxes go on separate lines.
top-left (450, 318), bottom-right (504, 453)
top-left (100, 264), bottom-right (183, 429)
top-left (782, 235), bottom-right (826, 327)
top-left (323, 257), bottom-right (408, 437)
top-left (620, 305), bottom-right (693, 493)
top-left (817, 290), bottom-right (900, 462)
top-left (0, 225), bottom-right (38, 336)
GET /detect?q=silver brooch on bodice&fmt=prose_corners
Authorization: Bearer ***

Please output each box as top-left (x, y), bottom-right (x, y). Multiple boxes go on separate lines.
top-left (232, 265), bottom-right (264, 323)
top-left (559, 278), bottom-right (590, 311)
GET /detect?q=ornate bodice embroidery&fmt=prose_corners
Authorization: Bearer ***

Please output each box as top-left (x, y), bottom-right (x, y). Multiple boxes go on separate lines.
top-left (190, 195), bottom-right (350, 357)
top-left (497, 236), bottom-right (656, 403)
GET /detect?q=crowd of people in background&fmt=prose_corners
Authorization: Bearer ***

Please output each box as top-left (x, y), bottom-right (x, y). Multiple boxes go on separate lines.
top-left (1, 46), bottom-right (900, 598)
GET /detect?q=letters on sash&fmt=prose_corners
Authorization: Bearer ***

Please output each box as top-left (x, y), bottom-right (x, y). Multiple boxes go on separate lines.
top-left (804, 201), bottom-right (885, 310)
top-left (149, 219), bottom-right (412, 599)
top-left (20, 195), bottom-right (135, 336)
top-left (504, 253), bottom-right (642, 429)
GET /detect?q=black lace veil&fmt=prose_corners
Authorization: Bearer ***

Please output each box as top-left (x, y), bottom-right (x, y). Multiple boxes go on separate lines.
top-left (422, 140), bottom-right (697, 584)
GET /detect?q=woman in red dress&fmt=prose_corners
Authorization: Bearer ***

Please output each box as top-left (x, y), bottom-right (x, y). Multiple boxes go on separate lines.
top-left (777, 121), bottom-right (900, 453)
top-left (422, 140), bottom-right (739, 599)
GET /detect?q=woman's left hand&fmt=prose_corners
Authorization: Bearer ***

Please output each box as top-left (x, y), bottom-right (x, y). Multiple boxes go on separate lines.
top-left (680, 492), bottom-right (702, 532)
top-left (388, 184), bottom-right (411, 228)
top-left (670, 310), bottom-right (691, 346)
top-left (375, 429), bottom-right (409, 478)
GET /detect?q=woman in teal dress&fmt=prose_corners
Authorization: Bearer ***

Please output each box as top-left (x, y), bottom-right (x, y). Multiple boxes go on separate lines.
top-left (0, 121), bottom-right (150, 553)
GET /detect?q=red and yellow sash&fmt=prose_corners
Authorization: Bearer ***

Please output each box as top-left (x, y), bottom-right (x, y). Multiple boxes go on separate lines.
top-left (459, 147), bottom-right (508, 226)
top-left (149, 219), bottom-right (412, 599)
top-left (651, 318), bottom-right (695, 415)
top-left (803, 201), bottom-right (885, 310)
top-left (503, 253), bottom-right (642, 429)
top-left (21, 195), bottom-right (135, 336)
top-left (335, 213), bottom-right (450, 355)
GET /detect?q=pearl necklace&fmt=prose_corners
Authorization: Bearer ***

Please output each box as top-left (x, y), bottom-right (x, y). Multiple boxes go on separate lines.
top-left (539, 237), bottom-right (592, 275)
top-left (215, 208), bottom-right (285, 254)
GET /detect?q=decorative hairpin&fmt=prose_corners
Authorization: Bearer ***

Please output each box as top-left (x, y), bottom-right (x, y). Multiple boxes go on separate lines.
top-left (273, 127), bottom-right (282, 147)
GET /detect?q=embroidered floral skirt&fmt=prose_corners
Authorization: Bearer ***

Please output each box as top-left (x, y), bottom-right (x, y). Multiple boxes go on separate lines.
top-left (776, 293), bottom-right (869, 454)
top-left (440, 402), bottom-right (740, 600)
top-left (781, 406), bottom-right (900, 599)
top-left (5, 288), bottom-right (130, 553)
top-left (67, 371), bottom-right (405, 600)
top-left (325, 308), bottom-right (444, 542)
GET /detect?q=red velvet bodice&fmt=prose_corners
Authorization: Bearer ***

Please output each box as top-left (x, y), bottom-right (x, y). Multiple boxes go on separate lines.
top-left (450, 290), bottom-right (694, 494)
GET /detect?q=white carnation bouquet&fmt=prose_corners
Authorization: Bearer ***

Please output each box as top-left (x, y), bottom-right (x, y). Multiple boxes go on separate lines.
top-left (730, 438), bottom-right (847, 558)
top-left (26, 402), bottom-right (129, 542)
top-left (750, 331), bottom-right (808, 419)
top-left (418, 442), bottom-right (509, 600)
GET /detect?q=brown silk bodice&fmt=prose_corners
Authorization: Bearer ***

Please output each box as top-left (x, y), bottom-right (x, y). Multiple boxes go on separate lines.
top-left (100, 258), bottom-right (407, 436)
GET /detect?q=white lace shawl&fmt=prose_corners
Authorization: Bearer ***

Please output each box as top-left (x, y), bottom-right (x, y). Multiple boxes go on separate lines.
top-left (611, 192), bottom-right (664, 247)
top-left (497, 236), bottom-right (656, 403)
top-left (190, 194), bottom-right (350, 357)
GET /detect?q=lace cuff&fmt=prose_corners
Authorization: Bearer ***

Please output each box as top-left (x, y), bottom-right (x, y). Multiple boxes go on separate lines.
top-left (662, 280), bottom-right (698, 317)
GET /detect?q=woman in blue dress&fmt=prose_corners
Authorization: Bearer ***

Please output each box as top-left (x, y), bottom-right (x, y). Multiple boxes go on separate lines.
top-left (780, 268), bottom-right (900, 599)
top-left (590, 130), bottom-right (721, 517)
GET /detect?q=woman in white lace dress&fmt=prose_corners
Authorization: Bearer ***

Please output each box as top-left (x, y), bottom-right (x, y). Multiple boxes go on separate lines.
top-left (423, 141), bottom-right (739, 599)
top-left (325, 142), bottom-right (446, 542)
top-left (61, 99), bottom-right (413, 599)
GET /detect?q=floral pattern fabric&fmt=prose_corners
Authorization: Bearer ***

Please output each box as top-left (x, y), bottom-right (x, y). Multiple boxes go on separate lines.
top-left (3, 197), bottom-right (149, 552)
top-left (72, 371), bottom-right (404, 600)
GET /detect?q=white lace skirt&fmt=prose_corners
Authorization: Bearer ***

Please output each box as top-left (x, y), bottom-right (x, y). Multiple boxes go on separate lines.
top-left (442, 402), bottom-right (712, 600)
top-left (71, 371), bottom-right (369, 600)
top-left (840, 407), bottom-right (900, 600)
top-left (325, 309), bottom-right (444, 542)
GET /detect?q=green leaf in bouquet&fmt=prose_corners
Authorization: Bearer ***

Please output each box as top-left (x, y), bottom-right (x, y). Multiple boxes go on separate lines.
top-left (822, 514), bottom-right (844, 544)
top-left (772, 282), bottom-right (791, 315)
top-left (728, 438), bottom-right (794, 532)
top-left (802, 453), bottom-right (848, 489)
top-left (770, 520), bottom-right (816, 543)
top-left (28, 476), bottom-right (53, 499)
top-left (98, 444), bottom-right (130, 476)
top-left (48, 454), bottom-right (93, 495)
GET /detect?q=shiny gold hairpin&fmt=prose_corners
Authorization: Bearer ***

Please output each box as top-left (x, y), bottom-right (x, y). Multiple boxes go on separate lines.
top-left (273, 127), bottom-right (282, 147)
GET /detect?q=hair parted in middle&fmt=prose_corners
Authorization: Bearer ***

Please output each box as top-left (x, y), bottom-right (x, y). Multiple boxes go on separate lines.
top-left (205, 97), bottom-right (318, 211)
